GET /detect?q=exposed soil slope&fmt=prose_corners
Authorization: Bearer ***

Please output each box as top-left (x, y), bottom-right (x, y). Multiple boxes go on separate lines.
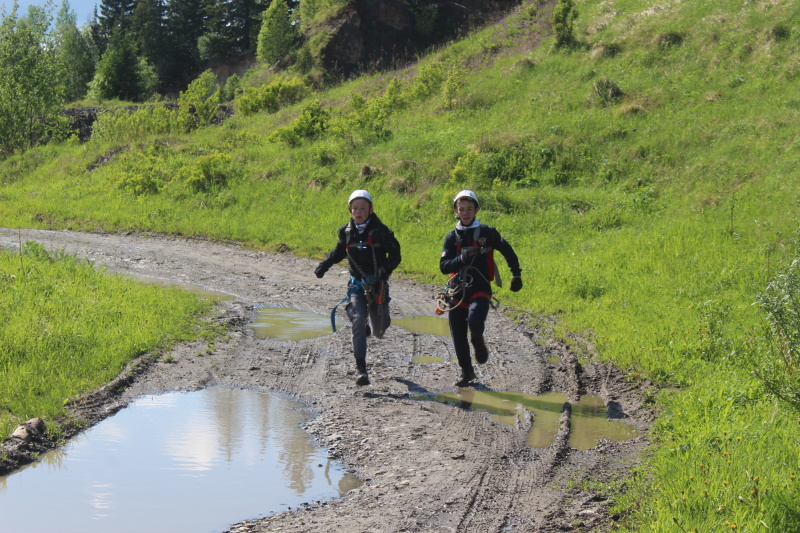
top-left (0, 228), bottom-right (653, 532)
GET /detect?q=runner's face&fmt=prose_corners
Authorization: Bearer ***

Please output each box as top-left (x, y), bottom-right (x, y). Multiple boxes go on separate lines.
top-left (349, 198), bottom-right (373, 224)
top-left (454, 199), bottom-right (477, 226)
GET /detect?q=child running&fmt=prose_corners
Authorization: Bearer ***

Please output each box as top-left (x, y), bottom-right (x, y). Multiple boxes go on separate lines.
top-left (438, 190), bottom-right (523, 386)
top-left (314, 190), bottom-right (402, 386)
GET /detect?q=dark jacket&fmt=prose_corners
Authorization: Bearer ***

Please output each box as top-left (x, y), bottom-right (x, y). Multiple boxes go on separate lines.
top-left (318, 214), bottom-right (401, 279)
top-left (440, 224), bottom-right (521, 296)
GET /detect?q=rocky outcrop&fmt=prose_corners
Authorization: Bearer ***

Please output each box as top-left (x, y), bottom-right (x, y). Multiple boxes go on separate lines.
top-left (61, 107), bottom-right (99, 142)
top-left (316, 0), bottom-right (523, 74)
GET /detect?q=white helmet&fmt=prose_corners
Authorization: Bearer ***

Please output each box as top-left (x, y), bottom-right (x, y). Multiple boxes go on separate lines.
top-left (348, 189), bottom-right (373, 206)
top-left (453, 190), bottom-right (479, 209)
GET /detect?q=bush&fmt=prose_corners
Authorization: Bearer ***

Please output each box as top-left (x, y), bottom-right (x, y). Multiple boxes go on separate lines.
top-left (553, 0), bottom-right (578, 48)
top-left (749, 258), bottom-right (800, 412)
top-left (235, 76), bottom-right (309, 116)
top-left (91, 106), bottom-right (180, 142)
top-left (268, 100), bottom-right (328, 146)
top-left (177, 70), bottom-right (220, 132)
top-left (175, 152), bottom-right (236, 194)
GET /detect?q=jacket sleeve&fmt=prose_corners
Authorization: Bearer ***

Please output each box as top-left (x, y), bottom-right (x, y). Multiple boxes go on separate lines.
top-left (491, 228), bottom-right (522, 277)
top-left (439, 232), bottom-right (465, 274)
top-left (318, 225), bottom-right (348, 271)
top-left (382, 228), bottom-right (402, 275)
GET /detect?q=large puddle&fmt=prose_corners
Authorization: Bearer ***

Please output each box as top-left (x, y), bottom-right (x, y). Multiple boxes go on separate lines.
top-left (415, 390), bottom-right (638, 450)
top-left (248, 307), bottom-right (451, 343)
top-left (0, 387), bottom-right (361, 533)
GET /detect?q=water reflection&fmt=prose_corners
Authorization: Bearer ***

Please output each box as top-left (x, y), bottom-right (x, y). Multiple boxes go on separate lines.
top-left (0, 387), bottom-right (360, 533)
top-left (417, 390), bottom-right (638, 450)
top-left (248, 306), bottom-right (332, 340)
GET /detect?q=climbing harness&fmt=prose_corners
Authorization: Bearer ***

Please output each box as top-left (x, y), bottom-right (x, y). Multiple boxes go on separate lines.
top-left (330, 275), bottom-right (388, 333)
top-left (434, 225), bottom-right (501, 315)
top-left (330, 222), bottom-right (389, 333)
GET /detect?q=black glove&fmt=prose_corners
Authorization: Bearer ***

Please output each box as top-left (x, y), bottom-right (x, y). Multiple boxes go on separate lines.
top-left (377, 266), bottom-right (389, 280)
top-left (460, 246), bottom-right (481, 262)
top-left (314, 264), bottom-right (328, 279)
top-left (510, 276), bottom-right (523, 292)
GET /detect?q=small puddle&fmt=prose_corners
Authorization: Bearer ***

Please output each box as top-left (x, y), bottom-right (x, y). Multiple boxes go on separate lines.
top-left (411, 355), bottom-right (445, 364)
top-left (248, 306), bottom-right (332, 340)
top-left (394, 315), bottom-right (450, 364)
top-left (394, 315), bottom-right (451, 337)
top-left (415, 390), bottom-right (637, 450)
top-left (0, 387), bottom-right (361, 533)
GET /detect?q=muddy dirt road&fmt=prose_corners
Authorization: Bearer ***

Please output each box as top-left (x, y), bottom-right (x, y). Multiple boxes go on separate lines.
top-left (0, 228), bottom-right (653, 532)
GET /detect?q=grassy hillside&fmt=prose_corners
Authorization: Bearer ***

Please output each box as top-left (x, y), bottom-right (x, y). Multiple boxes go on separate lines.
top-left (2, 0), bottom-right (799, 529)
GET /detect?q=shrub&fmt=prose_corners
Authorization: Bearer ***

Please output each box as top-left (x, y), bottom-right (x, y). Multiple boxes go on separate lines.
top-left (268, 100), bottom-right (328, 146)
top-left (235, 76), bottom-right (309, 116)
top-left (91, 105), bottom-right (179, 142)
top-left (177, 70), bottom-right (220, 132)
top-left (553, 0), bottom-right (578, 48)
top-left (450, 144), bottom-right (533, 189)
top-left (749, 258), bottom-right (800, 412)
top-left (328, 94), bottom-right (392, 145)
top-left (175, 152), bottom-right (236, 194)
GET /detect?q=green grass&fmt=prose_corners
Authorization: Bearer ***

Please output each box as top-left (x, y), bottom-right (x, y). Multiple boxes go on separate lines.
top-left (0, 242), bottom-right (216, 439)
top-left (1, 0), bottom-right (799, 528)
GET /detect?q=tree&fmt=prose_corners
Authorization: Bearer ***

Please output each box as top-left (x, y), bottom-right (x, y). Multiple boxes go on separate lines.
top-left (55, 0), bottom-right (97, 101)
top-left (88, 28), bottom-right (156, 101)
top-left (93, 0), bottom-right (136, 53)
top-left (257, 0), bottom-right (296, 65)
top-left (161, 0), bottom-right (206, 89)
top-left (130, 0), bottom-right (170, 85)
top-left (0, 2), bottom-right (66, 156)
top-left (201, 0), bottom-right (265, 64)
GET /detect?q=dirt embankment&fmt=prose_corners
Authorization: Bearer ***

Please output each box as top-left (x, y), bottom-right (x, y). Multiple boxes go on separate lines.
top-left (0, 228), bottom-right (654, 532)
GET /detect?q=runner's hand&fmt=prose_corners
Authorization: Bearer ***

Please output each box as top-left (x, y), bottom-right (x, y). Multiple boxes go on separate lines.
top-left (460, 247), bottom-right (481, 262)
top-left (315, 265), bottom-right (327, 278)
top-left (510, 276), bottom-right (523, 292)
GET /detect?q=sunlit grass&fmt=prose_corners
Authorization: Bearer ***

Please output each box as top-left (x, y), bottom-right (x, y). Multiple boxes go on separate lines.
top-left (0, 243), bottom-right (215, 439)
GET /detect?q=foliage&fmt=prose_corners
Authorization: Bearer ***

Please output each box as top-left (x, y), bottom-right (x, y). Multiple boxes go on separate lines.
top-left (235, 75), bottom-right (309, 116)
top-left (552, 0), bottom-right (577, 48)
top-left (88, 29), bottom-right (156, 102)
top-left (748, 258), bottom-right (800, 412)
top-left (220, 74), bottom-right (242, 102)
top-left (55, 0), bottom-right (97, 102)
top-left (172, 152), bottom-right (237, 194)
top-left (256, 0), bottom-right (297, 65)
top-left (0, 3), bottom-right (67, 157)
top-left (91, 104), bottom-right (179, 142)
top-left (268, 100), bottom-right (328, 146)
top-left (177, 70), bottom-right (220, 132)
top-left (157, 0), bottom-right (205, 88)
top-left (91, 70), bottom-right (221, 142)
top-left (202, 0), bottom-right (264, 61)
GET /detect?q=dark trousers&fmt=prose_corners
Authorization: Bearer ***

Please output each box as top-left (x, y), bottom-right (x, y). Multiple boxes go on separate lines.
top-left (448, 296), bottom-right (490, 371)
top-left (346, 282), bottom-right (391, 373)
